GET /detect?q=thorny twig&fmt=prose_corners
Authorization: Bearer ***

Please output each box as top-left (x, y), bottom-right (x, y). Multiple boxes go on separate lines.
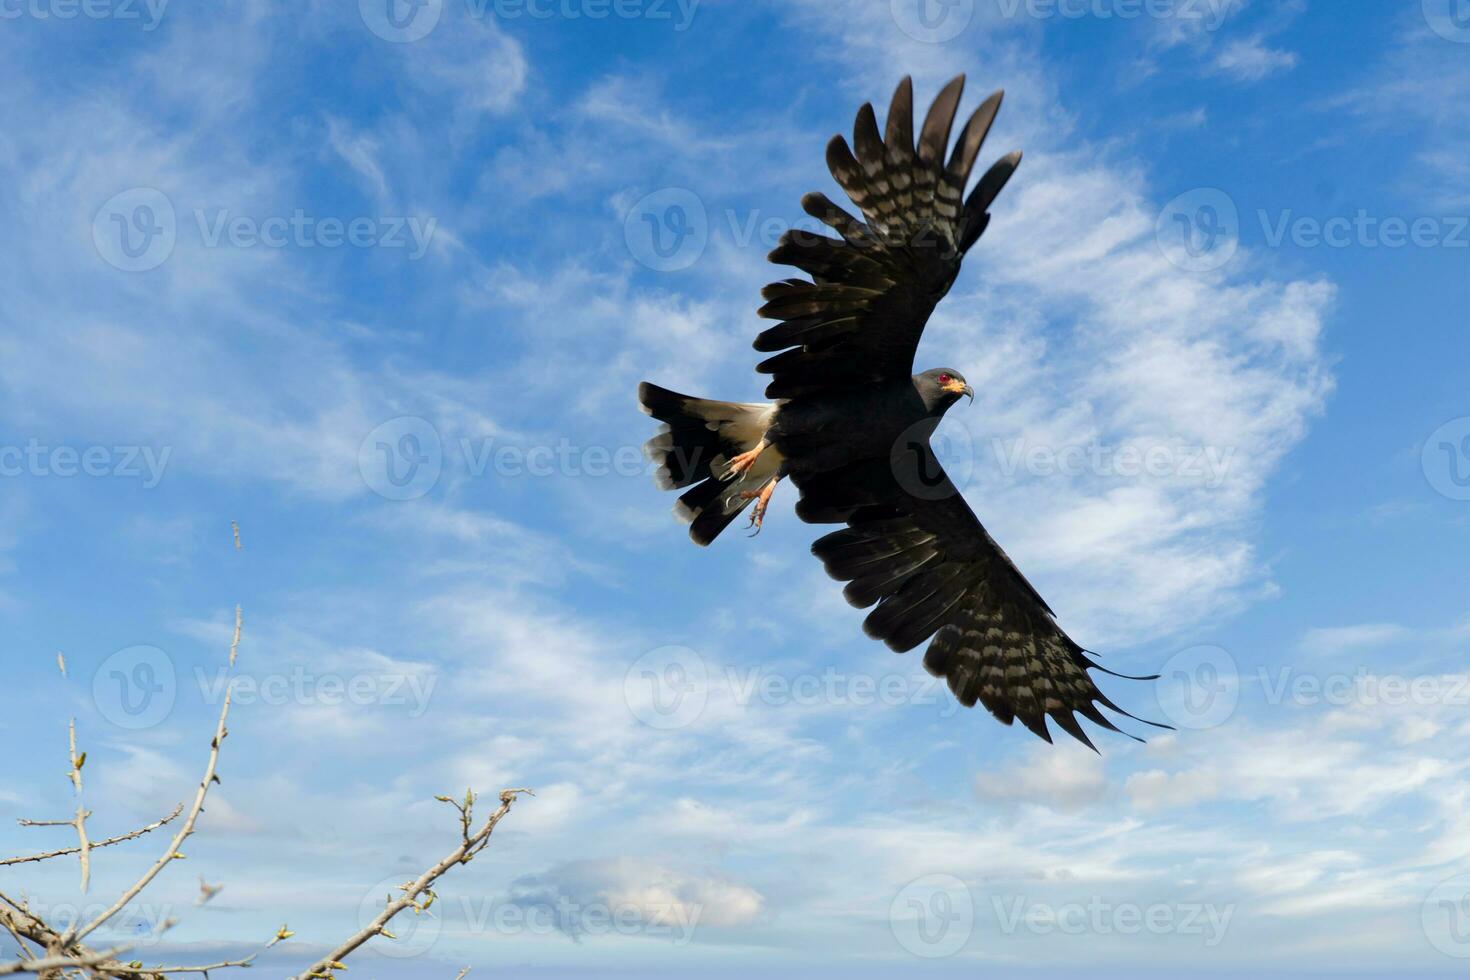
top-left (294, 788), bottom-right (534, 980)
top-left (2, 805), bottom-right (184, 868)
top-left (66, 688), bottom-right (233, 948)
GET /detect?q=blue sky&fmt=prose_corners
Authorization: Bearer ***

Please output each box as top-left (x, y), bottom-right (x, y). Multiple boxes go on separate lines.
top-left (2, 0), bottom-right (1469, 976)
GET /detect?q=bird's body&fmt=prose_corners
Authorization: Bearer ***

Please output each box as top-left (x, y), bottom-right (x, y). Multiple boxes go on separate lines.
top-left (770, 369), bottom-right (970, 485)
top-left (639, 74), bottom-right (1162, 748)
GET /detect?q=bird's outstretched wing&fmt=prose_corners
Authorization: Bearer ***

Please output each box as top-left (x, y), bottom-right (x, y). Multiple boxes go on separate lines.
top-left (799, 448), bottom-right (1165, 749)
top-left (753, 74), bottom-right (1020, 400)
top-left (760, 76), bottom-right (1157, 746)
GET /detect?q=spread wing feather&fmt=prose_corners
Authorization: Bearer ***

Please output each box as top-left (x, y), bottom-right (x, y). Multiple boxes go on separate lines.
top-left (754, 74), bottom-right (1020, 400)
top-left (803, 450), bottom-right (1167, 749)
top-left (752, 76), bottom-right (1157, 747)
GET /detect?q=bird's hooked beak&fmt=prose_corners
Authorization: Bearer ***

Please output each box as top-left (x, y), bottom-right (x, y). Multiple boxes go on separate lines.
top-left (942, 378), bottom-right (975, 403)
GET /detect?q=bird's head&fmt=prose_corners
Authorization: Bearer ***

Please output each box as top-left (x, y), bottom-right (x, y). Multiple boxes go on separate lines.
top-left (915, 367), bottom-right (974, 415)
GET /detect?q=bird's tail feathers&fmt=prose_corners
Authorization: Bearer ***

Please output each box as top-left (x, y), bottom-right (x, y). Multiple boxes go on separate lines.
top-left (638, 382), bottom-right (777, 546)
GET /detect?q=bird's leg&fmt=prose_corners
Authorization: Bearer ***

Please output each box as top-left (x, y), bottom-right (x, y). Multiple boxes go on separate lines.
top-left (726, 438), bottom-right (769, 479)
top-left (741, 476), bottom-right (779, 535)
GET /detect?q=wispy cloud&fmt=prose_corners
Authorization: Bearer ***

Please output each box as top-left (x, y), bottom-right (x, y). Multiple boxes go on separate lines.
top-left (1334, 12), bottom-right (1470, 209)
top-left (1299, 623), bottom-right (1411, 656)
top-left (1209, 35), bottom-right (1299, 81)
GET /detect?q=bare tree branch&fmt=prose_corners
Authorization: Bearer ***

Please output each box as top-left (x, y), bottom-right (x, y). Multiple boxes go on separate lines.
top-left (228, 606), bottom-right (242, 668)
top-left (0, 943), bottom-right (133, 976)
top-left (65, 687), bottom-right (234, 948)
top-left (293, 788), bottom-right (534, 980)
top-left (0, 916), bottom-right (33, 966)
top-left (63, 718), bottom-right (93, 893)
top-left (2, 806), bottom-right (184, 868)
top-left (86, 953), bottom-right (257, 976)
top-left (0, 890), bottom-right (258, 978)
top-left (1, 527), bottom-right (533, 980)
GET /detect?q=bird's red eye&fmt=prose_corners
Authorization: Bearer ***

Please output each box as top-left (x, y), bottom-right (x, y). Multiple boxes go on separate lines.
top-left (939, 374), bottom-right (951, 384)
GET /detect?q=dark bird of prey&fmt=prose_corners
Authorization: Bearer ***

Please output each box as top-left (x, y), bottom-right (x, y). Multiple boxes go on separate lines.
top-left (638, 75), bottom-right (1163, 748)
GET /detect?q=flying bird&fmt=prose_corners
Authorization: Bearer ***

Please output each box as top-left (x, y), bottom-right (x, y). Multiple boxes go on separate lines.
top-left (638, 75), bottom-right (1162, 748)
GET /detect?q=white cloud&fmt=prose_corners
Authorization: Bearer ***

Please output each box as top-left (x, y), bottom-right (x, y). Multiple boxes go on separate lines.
top-left (1299, 623), bottom-right (1410, 656)
top-left (1335, 14), bottom-right (1470, 210)
top-left (506, 858), bottom-right (765, 937)
top-left (1209, 35), bottom-right (1299, 81)
top-left (1150, 0), bottom-right (1249, 50)
top-left (1126, 766), bottom-right (1221, 810)
top-left (326, 116), bottom-right (393, 207)
top-left (404, 12), bottom-right (528, 122)
top-left (975, 745), bottom-right (1109, 810)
